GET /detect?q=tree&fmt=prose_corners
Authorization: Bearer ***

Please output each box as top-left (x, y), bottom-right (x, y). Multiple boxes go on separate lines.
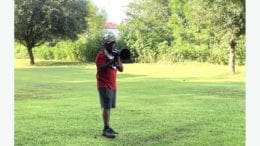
top-left (119, 0), bottom-right (172, 62)
top-left (84, 0), bottom-right (106, 62)
top-left (15, 0), bottom-right (87, 65)
top-left (200, 0), bottom-right (245, 73)
top-left (169, 0), bottom-right (245, 73)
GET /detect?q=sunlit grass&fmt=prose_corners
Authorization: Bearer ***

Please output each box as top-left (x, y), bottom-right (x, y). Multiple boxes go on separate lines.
top-left (123, 62), bottom-right (245, 82)
top-left (15, 60), bottom-right (245, 145)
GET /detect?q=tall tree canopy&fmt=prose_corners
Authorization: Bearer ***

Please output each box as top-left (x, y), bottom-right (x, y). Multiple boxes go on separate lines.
top-left (118, 0), bottom-right (172, 62)
top-left (169, 0), bottom-right (245, 73)
top-left (84, 0), bottom-right (106, 62)
top-left (119, 0), bottom-right (245, 73)
top-left (15, 0), bottom-right (87, 65)
top-left (205, 0), bottom-right (245, 73)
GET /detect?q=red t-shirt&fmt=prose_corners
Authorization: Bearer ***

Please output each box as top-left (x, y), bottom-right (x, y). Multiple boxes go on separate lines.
top-left (95, 51), bottom-right (117, 90)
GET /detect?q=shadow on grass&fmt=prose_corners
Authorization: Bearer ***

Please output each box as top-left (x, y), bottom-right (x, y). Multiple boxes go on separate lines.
top-left (118, 77), bottom-right (245, 99)
top-left (15, 73), bottom-right (245, 101)
top-left (35, 60), bottom-right (88, 66)
top-left (34, 60), bottom-right (137, 67)
top-left (15, 63), bottom-right (245, 101)
top-left (118, 73), bottom-right (147, 79)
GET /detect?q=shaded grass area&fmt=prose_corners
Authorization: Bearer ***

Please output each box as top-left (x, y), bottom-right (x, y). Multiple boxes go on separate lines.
top-left (15, 61), bottom-right (245, 145)
top-left (14, 59), bottom-right (89, 68)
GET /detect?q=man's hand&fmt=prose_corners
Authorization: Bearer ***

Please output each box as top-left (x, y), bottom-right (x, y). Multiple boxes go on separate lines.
top-left (115, 59), bottom-right (123, 72)
top-left (97, 59), bottom-right (115, 72)
top-left (108, 59), bottom-right (115, 66)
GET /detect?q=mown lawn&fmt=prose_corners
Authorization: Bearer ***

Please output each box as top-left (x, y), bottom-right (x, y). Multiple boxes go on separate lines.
top-left (15, 60), bottom-right (245, 146)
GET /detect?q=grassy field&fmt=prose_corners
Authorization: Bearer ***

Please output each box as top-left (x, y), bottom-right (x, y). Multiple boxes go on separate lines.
top-left (15, 59), bottom-right (245, 146)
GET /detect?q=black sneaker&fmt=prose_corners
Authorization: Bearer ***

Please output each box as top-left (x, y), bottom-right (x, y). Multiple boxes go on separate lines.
top-left (107, 128), bottom-right (118, 134)
top-left (102, 129), bottom-right (116, 138)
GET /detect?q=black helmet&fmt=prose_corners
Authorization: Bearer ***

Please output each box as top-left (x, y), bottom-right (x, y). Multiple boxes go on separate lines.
top-left (104, 39), bottom-right (115, 47)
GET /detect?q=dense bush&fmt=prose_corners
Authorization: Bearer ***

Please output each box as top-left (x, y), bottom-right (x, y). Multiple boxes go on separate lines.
top-left (208, 47), bottom-right (229, 65)
top-left (34, 45), bottom-right (54, 60)
top-left (14, 42), bottom-right (28, 59)
top-left (236, 35), bottom-right (246, 65)
top-left (85, 35), bottom-right (104, 62)
top-left (33, 39), bottom-right (87, 61)
top-left (15, 36), bottom-right (89, 62)
top-left (14, 34), bottom-right (107, 62)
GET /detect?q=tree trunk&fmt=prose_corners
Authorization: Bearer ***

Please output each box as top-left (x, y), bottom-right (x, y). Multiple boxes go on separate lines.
top-left (229, 39), bottom-right (236, 74)
top-left (27, 46), bottom-right (35, 65)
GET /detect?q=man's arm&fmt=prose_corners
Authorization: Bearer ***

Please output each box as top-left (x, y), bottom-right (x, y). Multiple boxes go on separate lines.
top-left (97, 59), bottom-right (114, 72)
top-left (115, 58), bottom-right (123, 72)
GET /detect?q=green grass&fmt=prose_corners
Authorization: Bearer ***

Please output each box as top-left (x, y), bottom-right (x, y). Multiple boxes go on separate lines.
top-left (15, 60), bottom-right (245, 146)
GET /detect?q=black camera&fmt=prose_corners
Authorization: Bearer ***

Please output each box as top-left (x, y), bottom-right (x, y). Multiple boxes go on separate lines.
top-left (112, 48), bottom-right (130, 61)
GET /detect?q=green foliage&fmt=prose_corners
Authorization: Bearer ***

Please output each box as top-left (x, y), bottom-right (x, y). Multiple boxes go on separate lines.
top-left (14, 0), bottom-right (109, 63)
top-left (14, 0), bottom-right (245, 66)
top-left (208, 47), bottom-right (229, 65)
top-left (118, 0), bottom-right (245, 65)
top-left (119, 0), bottom-right (172, 63)
top-left (184, 0), bottom-right (244, 65)
top-left (15, 0), bottom-right (87, 44)
top-left (84, 0), bottom-right (106, 62)
top-left (85, 35), bottom-right (104, 62)
top-left (15, 0), bottom-right (87, 64)
top-left (14, 36), bottom-right (88, 61)
top-left (35, 46), bottom-right (54, 60)
top-left (236, 35), bottom-right (246, 65)
top-left (34, 37), bottom-right (87, 61)
top-left (14, 42), bottom-right (28, 59)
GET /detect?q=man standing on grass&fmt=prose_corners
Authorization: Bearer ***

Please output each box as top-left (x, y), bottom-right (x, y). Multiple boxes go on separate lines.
top-left (95, 38), bottom-right (123, 138)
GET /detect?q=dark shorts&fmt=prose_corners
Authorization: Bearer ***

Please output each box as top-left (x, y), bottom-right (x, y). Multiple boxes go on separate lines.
top-left (98, 87), bottom-right (116, 109)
